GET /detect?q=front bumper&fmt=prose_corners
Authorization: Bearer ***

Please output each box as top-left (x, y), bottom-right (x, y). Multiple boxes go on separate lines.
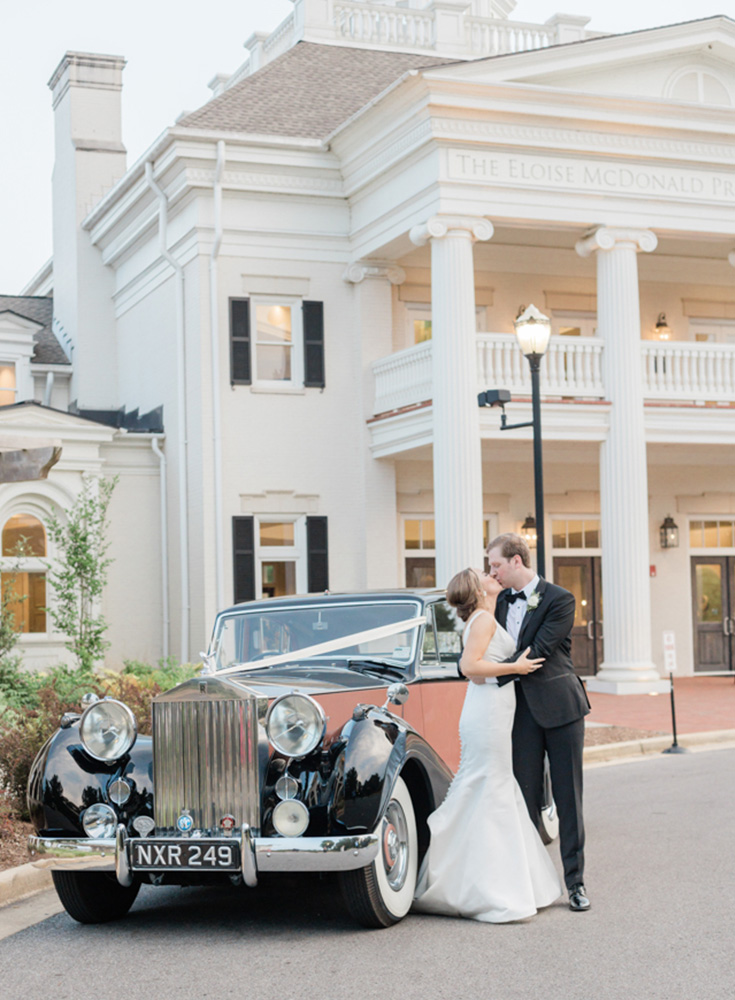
top-left (28, 824), bottom-right (379, 888)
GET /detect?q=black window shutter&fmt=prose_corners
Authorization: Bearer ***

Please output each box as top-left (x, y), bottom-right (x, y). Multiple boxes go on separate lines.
top-left (233, 516), bottom-right (255, 603)
top-left (306, 516), bottom-right (329, 592)
top-left (302, 300), bottom-right (325, 388)
top-left (230, 299), bottom-right (251, 385)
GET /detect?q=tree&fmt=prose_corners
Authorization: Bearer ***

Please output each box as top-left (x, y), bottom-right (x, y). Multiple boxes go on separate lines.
top-left (46, 476), bottom-right (117, 673)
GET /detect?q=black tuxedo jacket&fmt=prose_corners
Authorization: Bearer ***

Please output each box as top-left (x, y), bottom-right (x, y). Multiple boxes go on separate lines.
top-left (496, 578), bottom-right (590, 729)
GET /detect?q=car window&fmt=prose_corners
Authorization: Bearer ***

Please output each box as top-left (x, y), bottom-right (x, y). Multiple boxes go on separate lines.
top-left (420, 601), bottom-right (463, 677)
top-left (213, 602), bottom-right (422, 670)
top-left (420, 607), bottom-right (438, 663)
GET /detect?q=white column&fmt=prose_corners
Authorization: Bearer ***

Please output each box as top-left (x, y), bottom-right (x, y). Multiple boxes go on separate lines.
top-left (410, 216), bottom-right (493, 587)
top-left (576, 227), bottom-right (668, 694)
top-left (343, 261), bottom-right (406, 589)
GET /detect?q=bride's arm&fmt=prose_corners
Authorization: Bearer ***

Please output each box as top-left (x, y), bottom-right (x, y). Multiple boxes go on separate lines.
top-left (460, 615), bottom-right (544, 678)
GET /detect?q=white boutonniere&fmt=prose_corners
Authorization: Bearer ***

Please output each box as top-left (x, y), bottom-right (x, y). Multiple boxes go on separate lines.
top-left (526, 591), bottom-right (541, 611)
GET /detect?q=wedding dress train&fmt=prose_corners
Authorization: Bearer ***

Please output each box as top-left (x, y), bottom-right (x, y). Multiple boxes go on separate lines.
top-left (413, 610), bottom-right (562, 922)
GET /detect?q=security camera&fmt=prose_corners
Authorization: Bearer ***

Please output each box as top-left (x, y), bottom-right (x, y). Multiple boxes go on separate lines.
top-left (477, 389), bottom-right (511, 408)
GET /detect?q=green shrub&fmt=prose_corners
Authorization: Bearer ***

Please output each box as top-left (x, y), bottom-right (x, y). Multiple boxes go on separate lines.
top-left (0, 658), bottom-right (200, 821)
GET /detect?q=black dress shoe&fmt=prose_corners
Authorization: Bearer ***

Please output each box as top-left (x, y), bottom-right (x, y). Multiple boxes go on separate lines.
top-left (568, 884), bottom-right (590, 911)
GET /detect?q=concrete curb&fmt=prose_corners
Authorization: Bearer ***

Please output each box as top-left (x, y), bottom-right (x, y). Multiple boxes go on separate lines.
top-left (0, 862), bottom-right (52, 907)
top-left (582, 728), bottom-right (735, 764)
top-left (2, 732), bottom-right (733, 910)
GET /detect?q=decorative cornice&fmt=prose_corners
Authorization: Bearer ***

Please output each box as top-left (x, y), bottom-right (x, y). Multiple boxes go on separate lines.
top-left (343, 261), bottom-right (406, 285)
top-left (431, 117), bottom-right (735, 164)
top-left (409, 215), bottom-right (494, 247)
top-left (576, 226), bottom-right (658, 258)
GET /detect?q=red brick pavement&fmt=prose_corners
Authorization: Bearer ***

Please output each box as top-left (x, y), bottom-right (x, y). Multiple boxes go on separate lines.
top-left (586, 675), bottom-right (735, 735)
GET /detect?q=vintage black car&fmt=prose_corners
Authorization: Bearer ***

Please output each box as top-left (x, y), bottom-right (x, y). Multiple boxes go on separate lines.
top-left (28, 590), bottom-right (557, 927)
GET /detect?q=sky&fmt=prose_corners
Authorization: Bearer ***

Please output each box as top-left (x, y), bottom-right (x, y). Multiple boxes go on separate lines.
top-left (1, 0), bottom-right (731, 293)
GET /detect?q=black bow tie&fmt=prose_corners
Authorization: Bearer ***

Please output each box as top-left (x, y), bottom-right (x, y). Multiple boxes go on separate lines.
top-left (506, 591), bottom-right (527, 605)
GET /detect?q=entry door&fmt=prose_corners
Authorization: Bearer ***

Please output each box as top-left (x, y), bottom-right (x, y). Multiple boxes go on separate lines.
top-left (553, 556), bottom-right (603, 676)
top-left (691, 556), bottom-right (735, 672)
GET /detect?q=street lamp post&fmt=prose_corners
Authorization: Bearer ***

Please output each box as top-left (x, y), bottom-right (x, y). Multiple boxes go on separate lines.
top-left (480, 305), bottom-right (551, 576)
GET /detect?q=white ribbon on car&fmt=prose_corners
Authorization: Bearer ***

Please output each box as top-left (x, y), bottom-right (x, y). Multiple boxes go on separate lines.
top-left (212, 616), bottom-right (426, 678)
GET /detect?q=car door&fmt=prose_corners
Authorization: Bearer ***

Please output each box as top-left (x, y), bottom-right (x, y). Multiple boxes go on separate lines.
top-left (414, 600), bottom-right (466, 772)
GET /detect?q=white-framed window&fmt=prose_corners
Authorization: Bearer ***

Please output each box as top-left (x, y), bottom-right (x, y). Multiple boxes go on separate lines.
top-left (551, 311), bottom-right (597, 338)
top-left (0, 363), bottom-right (17, 406)
top-left (689, 518), bottom-right (735, 553)
top-left (0, 513), bottom-right (48, 633)
top-left (687, 319), bottom-right (735, 345)
top-left (255, 515), bottom-right (307, 598)
top-left (402, 515), bottom-right (498, 586)
top-left (551, 518), bottom-right (601, 553)
top-left (252, 297), bottom-right (303, 387)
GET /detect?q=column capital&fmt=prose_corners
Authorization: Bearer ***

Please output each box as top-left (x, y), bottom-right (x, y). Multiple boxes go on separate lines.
top-left (575, 226), bottom-right (658, 258)
top-left (409, 215), bottom-right (494, 248)
top-left (728, 250), bottom-right (735, 268)
top-left (342, 261), bottom-right (406, 285)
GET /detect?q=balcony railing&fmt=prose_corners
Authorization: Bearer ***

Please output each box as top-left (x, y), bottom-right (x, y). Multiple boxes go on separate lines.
top-left (642, 341), bottom-right (735, 402)
top-left (372, 335), bottom-right (735, 415)
top-left (333, 2), bottom-right (563, 55)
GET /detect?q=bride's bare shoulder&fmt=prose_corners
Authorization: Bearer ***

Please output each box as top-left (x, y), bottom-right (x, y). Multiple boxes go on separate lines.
top-left (465, 609), bottom-right (496, 638)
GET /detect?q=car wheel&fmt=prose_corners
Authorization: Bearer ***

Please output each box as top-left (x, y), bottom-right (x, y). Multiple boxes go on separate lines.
top-left (52, 871), bottom-right (140, 924)
top-left (340, 776), bottom-right (418, 928)
top-left (538, 756), bottom-right (559, 845)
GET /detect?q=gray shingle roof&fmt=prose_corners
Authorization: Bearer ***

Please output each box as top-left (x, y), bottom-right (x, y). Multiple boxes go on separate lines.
top-left (178, 42), bottom-right (455, 138)
top-left (0, 296), bottom-right (70, 365)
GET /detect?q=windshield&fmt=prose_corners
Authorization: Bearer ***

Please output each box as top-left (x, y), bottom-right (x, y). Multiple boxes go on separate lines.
top-left (212, 602), bottom-right (422, 671)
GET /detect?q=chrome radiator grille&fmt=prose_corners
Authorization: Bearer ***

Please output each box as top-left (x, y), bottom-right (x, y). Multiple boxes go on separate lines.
top-left (152, 679), bottom-right (264, 835)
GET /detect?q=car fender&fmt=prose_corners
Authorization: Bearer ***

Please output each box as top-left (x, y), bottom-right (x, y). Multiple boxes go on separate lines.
top-left (27, 722), bottom-right (154, 836)
top-left (337, 708), bottom-right (452, 836)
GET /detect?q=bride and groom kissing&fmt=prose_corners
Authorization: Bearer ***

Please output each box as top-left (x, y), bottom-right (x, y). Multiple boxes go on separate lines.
top-left (413, 532), bottom-right (591, 923)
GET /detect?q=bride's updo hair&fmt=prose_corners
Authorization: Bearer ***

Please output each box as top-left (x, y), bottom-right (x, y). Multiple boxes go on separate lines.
top-left (447, 568), bottom-right (484, 622)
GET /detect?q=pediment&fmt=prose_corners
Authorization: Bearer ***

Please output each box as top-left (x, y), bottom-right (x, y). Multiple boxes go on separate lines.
top-left (429, 16), bottom-right (735, 108)
top-left (0, 311), bottom-right (43, 336)
top-left (0, 402), bottom-right (116, 439)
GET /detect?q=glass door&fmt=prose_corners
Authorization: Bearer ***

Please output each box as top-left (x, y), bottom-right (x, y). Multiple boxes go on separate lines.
top-left (553, 556), bottom-right (603, 676)
top-left (691, 556), bottom-right (735, 672)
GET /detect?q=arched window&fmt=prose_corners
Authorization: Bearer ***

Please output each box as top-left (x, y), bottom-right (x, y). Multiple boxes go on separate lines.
top-left (1, 513), bottom-right (47, 633)
top-left (667, 69), bottom-right (731, 107)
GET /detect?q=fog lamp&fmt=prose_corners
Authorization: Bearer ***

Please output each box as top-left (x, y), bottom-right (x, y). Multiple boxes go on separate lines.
top-left (272, 798), bottom-right (309, 837)
top-left (82, 803), bottom-right (117, 839)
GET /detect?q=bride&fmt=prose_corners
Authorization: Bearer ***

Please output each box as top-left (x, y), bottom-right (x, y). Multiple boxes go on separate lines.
top-left (413, 568), bottom-right (562, 923)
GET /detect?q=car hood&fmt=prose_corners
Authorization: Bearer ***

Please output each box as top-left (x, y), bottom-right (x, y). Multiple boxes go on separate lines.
top-left (213, 663), bottom-right (394, 698)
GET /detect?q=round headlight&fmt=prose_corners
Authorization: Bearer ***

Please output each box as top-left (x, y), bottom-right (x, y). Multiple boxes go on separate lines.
top-left (272, 799), bottom-right (310, 837)
top-left (266, 693), bottom-right (326, 758)
top-left (82, 803), bottom-right (117, 839)
top-left (80, 699), bottom-right (137, 762)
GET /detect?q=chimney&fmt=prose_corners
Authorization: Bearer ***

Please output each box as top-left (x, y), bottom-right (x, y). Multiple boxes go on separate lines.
top-left (48, 52), bottom-right (127, 408)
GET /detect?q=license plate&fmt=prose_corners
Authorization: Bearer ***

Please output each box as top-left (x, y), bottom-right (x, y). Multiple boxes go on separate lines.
top-left (130, 839), bottom-right (240, 871)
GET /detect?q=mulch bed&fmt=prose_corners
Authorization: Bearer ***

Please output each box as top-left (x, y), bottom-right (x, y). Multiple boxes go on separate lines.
top-left (0, 820), bottom-right (33, 874)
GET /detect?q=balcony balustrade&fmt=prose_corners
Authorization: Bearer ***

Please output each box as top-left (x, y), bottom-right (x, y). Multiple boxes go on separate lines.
top-left (371, 334), bottom-right (735, 415)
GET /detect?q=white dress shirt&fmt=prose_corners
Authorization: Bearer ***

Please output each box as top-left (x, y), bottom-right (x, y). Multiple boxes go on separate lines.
top-left (505, 575), bottom-right (540, 645)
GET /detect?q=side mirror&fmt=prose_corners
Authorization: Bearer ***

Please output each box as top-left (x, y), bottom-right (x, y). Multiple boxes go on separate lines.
top-left (382, 683), bottom-right (409, 710)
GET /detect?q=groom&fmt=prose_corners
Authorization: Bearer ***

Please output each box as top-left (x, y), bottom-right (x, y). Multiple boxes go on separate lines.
top-left (486, 532), bottom-right (592, 912)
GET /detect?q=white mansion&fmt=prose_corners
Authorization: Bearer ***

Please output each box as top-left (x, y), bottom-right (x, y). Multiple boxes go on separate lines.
top-left (2, 0), bottom-right (735, 692)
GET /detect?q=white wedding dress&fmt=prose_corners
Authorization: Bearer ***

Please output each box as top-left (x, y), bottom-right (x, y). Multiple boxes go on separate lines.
top-left (413, 610), bottom-right (562, 922)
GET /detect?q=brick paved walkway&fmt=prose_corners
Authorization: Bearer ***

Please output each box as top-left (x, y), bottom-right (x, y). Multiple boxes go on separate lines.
top-left (586, 675), bottom-right (735, 735)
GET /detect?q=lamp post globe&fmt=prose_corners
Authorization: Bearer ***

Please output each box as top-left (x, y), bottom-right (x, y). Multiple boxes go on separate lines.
top-left (513, 304), bottom-right (552, 358)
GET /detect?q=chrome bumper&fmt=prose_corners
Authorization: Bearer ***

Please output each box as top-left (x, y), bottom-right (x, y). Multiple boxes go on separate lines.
top-left (28, 824), bottom-right (379, 888)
